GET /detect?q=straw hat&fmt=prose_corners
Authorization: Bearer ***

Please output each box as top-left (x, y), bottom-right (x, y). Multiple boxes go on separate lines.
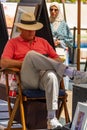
top-left (14, 12), bottom-right (43, 30)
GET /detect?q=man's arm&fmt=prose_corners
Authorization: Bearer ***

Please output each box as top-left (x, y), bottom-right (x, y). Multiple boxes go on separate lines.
top-left (0, 58), bottom-right (22, 69)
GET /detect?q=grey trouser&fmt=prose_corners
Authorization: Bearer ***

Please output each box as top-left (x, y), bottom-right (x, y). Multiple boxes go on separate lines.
top-left (21, 51), bottom-right (66, 110)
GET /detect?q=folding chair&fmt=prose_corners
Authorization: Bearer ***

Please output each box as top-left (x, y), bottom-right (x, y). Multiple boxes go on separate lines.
top-left (0, 67), bottom-right (70, 130)
top-left (0, 0), bottom-right (70, 128)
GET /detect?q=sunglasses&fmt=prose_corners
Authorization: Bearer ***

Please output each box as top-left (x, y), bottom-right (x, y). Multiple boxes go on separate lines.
top-left (50, 8), bottom-right (58, 12)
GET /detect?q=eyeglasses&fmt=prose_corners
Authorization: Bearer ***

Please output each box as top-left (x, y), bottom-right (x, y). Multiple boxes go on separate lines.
top-left (50, 8), bottom-right (58, 12)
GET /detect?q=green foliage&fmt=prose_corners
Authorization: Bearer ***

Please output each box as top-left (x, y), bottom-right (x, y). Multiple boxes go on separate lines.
top-left (51, 0), bottom-right (87, 3)
top-left (51, 0), bottom-right (61, 2)
top-left (82, 0), bottom-right (87, 3)
top-left (69, 0), bottom-right (76, 3)
top-left (51, 0), bottom-right (76, 3)
top-left (7, 0), bottom-right (20, 2)
top-left (6, 0), bottom-right (87, 3)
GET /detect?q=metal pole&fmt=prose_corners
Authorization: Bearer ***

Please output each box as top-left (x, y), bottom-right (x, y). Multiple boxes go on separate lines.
top-left (61, 0), bottom-right (66, 22)
top-left (77, 0), bottom-right (81, 70)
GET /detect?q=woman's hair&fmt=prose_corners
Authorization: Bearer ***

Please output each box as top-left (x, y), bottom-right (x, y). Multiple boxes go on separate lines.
top-left (49, 2), bottom-right (64, 22)
top-left (49, 2), bottom-right (60, 11)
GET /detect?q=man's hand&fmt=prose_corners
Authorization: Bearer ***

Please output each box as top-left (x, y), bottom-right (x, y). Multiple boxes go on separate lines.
top-left (53, 56), bottom-right (64, 63)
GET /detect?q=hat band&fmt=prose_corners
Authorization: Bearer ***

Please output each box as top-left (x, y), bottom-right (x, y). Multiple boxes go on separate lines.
top-left (21, 20), bottom-right (37, 25)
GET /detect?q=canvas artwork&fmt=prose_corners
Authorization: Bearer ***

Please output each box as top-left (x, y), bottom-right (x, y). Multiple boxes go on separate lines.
top-left (11, 3), bottom-right (39, 38)
top-left (2, 2), bottom-right (17, 37)
top-left (75, 111), bottom-right (85, 130)
top-left (71, 102), bottom-right (87, 130)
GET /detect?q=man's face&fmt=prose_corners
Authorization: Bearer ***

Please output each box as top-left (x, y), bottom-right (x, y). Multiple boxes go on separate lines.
top-left (50, 5), bottom-right (59, 18)
top-left (21, 29), bottom-right (36, 41)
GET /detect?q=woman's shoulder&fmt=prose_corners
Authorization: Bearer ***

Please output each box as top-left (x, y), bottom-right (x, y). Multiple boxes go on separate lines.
top-left (58, 20), bottom-right (67, 30)
top-left (59, 20), bottom-right (70, 30)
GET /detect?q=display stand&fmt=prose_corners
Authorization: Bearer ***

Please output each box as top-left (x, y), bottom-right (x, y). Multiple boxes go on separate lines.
top-left (0, 2), bottom-right (8, 57)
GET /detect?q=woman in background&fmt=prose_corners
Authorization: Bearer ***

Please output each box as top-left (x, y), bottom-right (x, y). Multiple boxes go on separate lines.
top-left (49, 2), bottom-right (73, 63)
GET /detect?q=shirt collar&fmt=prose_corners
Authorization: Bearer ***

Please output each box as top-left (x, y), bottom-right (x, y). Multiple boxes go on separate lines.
top-left (18, 36), bottom-right (37, 42)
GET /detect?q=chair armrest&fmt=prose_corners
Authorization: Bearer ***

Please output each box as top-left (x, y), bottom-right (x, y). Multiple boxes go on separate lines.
top-left (0, 67), bottom-right (20, 74)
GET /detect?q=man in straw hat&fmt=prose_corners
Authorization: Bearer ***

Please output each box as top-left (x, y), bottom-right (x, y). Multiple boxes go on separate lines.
top-left (1, 12), bottom-right (87, 130)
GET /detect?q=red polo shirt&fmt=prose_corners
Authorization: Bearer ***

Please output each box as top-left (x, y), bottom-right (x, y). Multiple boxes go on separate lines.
top-left (2, 36), bottom-right (59, 61)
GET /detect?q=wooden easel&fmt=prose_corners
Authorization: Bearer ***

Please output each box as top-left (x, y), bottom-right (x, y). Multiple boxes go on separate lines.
top-left (84, 58), bottom-right (87, 71)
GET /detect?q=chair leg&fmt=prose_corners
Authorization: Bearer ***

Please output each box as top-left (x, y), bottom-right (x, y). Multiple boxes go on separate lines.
top-left (57, 97), bottom-right (70, 123)
top-left (57, 100), bottom-right (64, 119)
top-left (4, 96), bottom-right (23, 130)
top-left (5, 74), bottom-right (13, 117)
top-left (7, 97), bottom-right (12, 117)
top-left (7, 96), bottom-right (20, 129)
top-left (19, 98), bottom-right (26, 130)
top-left (63, 99), bottom-right (70, 123)
top-left (5, 92), bottom-right (26, 130)
top-left (17, 75), bottom-right (26, 130)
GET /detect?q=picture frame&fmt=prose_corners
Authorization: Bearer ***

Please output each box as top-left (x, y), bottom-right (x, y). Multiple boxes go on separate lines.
top-left (11, 3), bottom-right (39, 38)
top-left (71, 102), bottom-right (87, 130)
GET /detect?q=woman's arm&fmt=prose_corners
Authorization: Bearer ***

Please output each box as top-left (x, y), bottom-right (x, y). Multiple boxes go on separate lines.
top-left (53, 21), bottom-right (73, 48)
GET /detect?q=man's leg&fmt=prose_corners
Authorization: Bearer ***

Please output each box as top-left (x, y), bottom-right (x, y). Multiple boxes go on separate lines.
top-left (21, 50), bottom-right (87, 89)
top-left (21, 51), bottom-right (63, 129)
top-left (39, 70), bottom-right (59, 110)
top-left (39, 70), bottom-right (62, 129)
top-left (21, 50), bottom-right (66, 89)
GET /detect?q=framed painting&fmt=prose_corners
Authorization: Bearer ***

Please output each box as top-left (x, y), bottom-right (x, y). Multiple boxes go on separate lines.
top-left (71, 102), bottom-right (87, 130)
top-left (11, 3), bottom-right (39, 38)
